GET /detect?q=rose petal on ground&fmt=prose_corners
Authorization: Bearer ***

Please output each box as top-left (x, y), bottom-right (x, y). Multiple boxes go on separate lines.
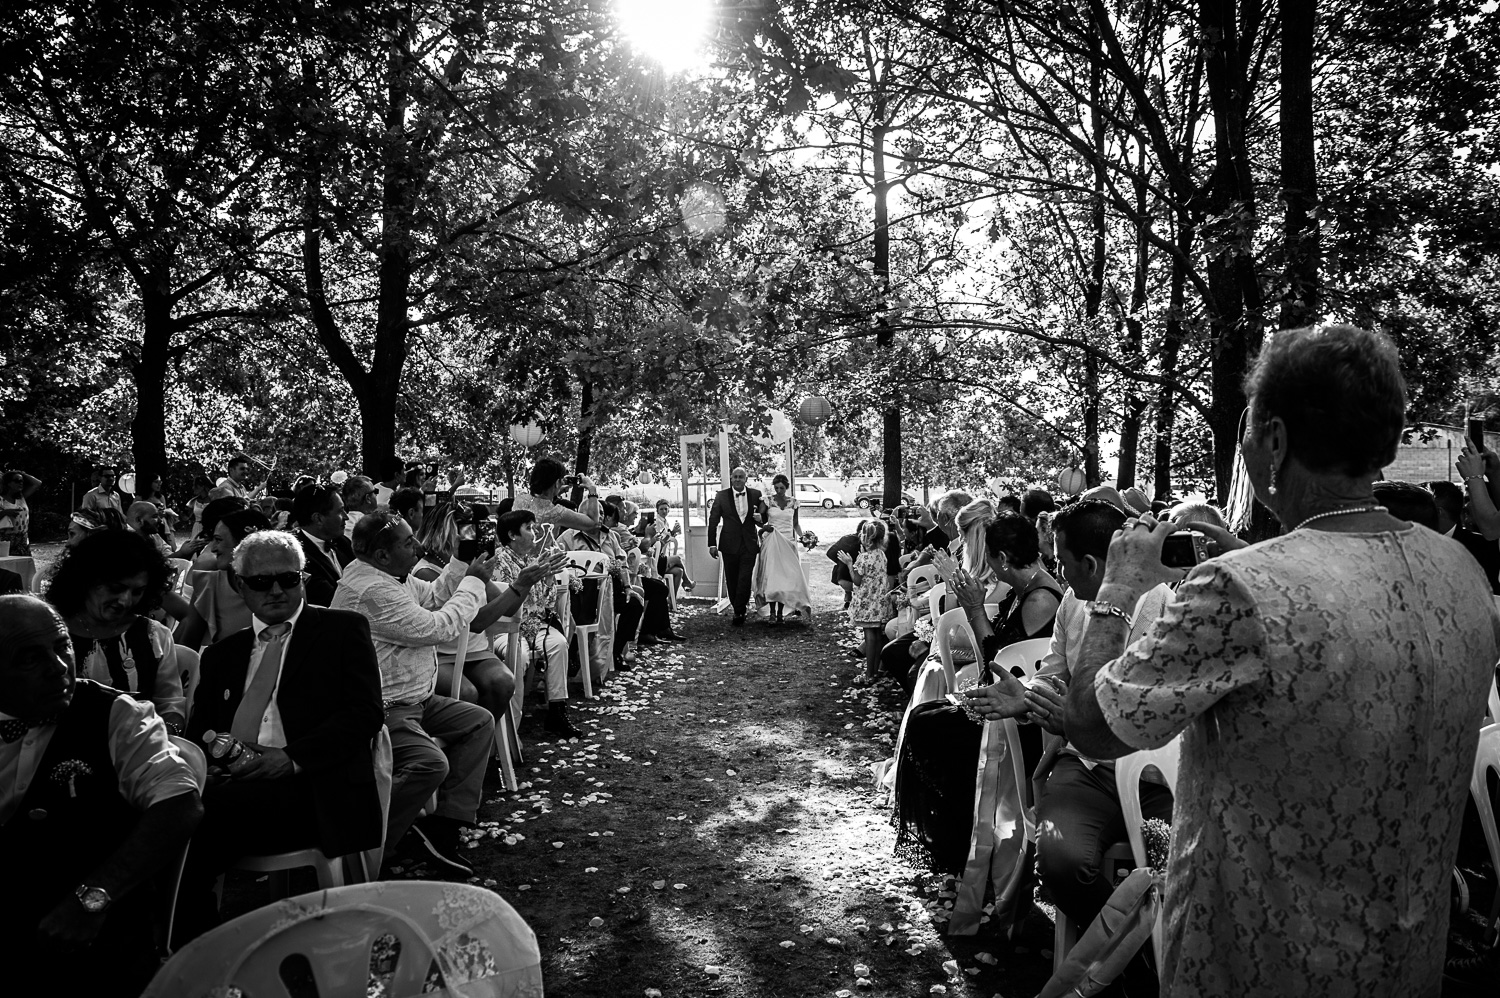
top-left (589, 917), bottom-right (604, 927)
top-left (853, 964), bottom-right (869, 976)
top-left (652, 880), bottom-right (666, 890)
top-left (551, 841), bottom-right (564, 849)
top-left (779, 940), bottom-right (795, 949)
top-left (704, 965), bottom-right (721, 976)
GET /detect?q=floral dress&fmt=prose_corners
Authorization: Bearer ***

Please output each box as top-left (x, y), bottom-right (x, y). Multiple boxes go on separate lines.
top-left (847, 548), bottom-right (891, 627)
top-left (495, 547), bottom-right (559, 643)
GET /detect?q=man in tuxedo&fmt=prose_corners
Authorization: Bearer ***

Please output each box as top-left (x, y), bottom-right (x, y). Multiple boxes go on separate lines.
top-left (1, 595), bottom-right (202, 995)
top-left (292, 483), bottom-right (351, 606)
top-left (178, 530), bottom-right (384, 942)
top-left (706, 466), bottom-right (763, 626)
top-left (1427, 480), bottom-right (1500, 593)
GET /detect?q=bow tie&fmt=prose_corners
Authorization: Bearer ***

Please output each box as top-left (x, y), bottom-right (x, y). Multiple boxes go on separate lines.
top-left (1, 716), bottom-right (57, 743)
top-left (734, 491), bottom-right (745, 497)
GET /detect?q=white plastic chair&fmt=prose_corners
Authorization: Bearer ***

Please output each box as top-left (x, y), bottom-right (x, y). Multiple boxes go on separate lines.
top-left (145, 881), bottom-right (543, 998)
top-left (1469, 723), bottom-right (1500, 941)
top-left (167, 558), bottom-right (192, 597)
top-left (932, 606), bottom-right (983, 691)
top-left (1486, 667), bottom-right (1500, 725)
top-left (561, 555), bottom-right (605, 699)
top-left (1115, 736), bottom-right (1183, 970)
top-left (926, 581), bottom-right (948, 622)
top-left (485, 617), bottom-right (523, 792)
top-left (991, 636), bottom-right (1051, 681)
top-left (907, 564), bottom-right (940, 597)
top-left (174, 645), bottom-right (200, 722)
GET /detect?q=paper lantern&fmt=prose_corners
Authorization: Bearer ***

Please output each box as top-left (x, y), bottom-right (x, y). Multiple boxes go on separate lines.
top-left (798, 395), bottom-right (832, 426)
top-left (1058, 467), bottom-right (1087, 496)
top-left (509, 422), bottom-right (544, 447)
top-left (637, 469), bottom-right (654, 485)
top-left (117, 472), bottom-right (137, 494)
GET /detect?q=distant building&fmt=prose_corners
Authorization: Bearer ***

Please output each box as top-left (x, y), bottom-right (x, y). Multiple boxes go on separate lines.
top-left (1384, 423), bottom-right (1498, 483)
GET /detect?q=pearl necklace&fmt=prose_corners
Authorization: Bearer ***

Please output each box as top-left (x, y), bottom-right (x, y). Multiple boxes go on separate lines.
top-left (1293, 505), bottom-right (1385, 531)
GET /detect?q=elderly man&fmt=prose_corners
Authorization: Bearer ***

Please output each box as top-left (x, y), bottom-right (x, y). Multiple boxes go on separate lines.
top-left (291, 483), bottom-right (351, 606)
top-left (176, 531), bottom-right (385, 942)
top-left (341, 474), bottom-right (379, 539)
top-left (333, 511), bottom-right (545, 877)
top-left (0, 594), bottom-right (202, 995)
top-left (706, 466), bottom-right (764, 625)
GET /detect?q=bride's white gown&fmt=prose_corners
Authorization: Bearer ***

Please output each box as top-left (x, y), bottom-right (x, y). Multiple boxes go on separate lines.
top-left (754, 501), bottom-right (813, 617)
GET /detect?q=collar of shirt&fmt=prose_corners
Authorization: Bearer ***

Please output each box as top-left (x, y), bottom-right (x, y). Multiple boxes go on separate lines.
top-left (252, 603), bottom-right (304, 642)
top-left (1444, 524), bottom-right (1457, 538)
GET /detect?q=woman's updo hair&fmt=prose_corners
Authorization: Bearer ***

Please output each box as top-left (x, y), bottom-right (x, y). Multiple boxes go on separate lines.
top-left (1244, 324), bottom-right (1406, 477)
top-left (984, 510), bottom-right (1042, 566)
top-left (772, 474), bottom-right (790, 489)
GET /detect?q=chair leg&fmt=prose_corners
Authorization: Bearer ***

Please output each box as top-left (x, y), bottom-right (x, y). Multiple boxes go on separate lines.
top-left (576, 630), bottom-right (594, 699)
top-left (495, 713), bottom-right (519, 792)
top-left (1054, 911), bottom-right (1076, 971)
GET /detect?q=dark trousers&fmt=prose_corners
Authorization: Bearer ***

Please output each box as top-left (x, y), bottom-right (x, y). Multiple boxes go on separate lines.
top-left (1036, 754), bottom-right (1174, 930)
top-left (174, 773), bottom-right (322, 946)
top-left (641, 576), bottom-right (672, 634)
top-left (721, 549), bottom-right (756, 616)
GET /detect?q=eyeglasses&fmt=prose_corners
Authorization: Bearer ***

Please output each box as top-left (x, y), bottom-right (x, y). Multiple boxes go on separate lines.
top-left (239, 571), bottom-right (305, 592)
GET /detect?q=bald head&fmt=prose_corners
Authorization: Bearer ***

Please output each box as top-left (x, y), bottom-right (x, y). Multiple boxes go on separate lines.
top-left (126, 500), bottom-right (159, 532)
top-left (730, 467), bottom-right (749, 490)
top-left (0, 595), bottom-right (75, 720)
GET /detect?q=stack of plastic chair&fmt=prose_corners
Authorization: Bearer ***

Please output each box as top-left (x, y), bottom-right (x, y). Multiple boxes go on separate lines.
top-left (145, 881), bottom-right (544, 998)
top-left (1114, 736), bottom-right (1183, 969)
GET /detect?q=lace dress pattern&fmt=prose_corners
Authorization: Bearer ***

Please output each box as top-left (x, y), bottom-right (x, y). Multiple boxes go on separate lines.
top-left (1094, 526), bottom-right (1500, 997)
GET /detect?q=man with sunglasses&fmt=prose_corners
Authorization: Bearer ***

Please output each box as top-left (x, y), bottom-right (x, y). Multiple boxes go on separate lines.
top-left (177, 530), bottom-right (385, 942)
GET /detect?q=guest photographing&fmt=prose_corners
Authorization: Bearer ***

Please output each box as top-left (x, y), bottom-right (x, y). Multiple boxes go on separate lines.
top-left (0, 468), bottom-right (42, 556)
top-left (1062, 324), bottom-right (1500, 997)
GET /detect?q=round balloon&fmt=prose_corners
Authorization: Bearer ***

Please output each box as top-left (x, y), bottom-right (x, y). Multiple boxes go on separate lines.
top-left (798, 395), bottom-right (832, 426)
top-left (637, 469), bottom-right (654, 485)
top-left (117, 472), bottom-right (137, 494)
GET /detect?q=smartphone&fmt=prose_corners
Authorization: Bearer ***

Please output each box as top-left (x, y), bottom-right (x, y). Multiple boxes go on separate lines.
top-left (1468, 414), bottom-right (1486, 452)
top-left (1161, 530), bottom-right (1209, 568)
top-left (641, 511), bottom-right (656, 525)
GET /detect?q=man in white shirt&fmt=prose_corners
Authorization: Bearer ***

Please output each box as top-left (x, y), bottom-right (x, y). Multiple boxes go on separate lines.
top-left (332, 511), bottom-right (515, 877)
top-left (176, 531), bottom-right (385, 942)
top-left (965, 499), bottom-right (1174, 945)
top-left (210, 454), bottom-right (254, 501)
top-left (1, 594), bottom-right (202, 994)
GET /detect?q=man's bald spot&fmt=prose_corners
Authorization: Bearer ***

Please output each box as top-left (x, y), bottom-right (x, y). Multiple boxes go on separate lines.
top-left (731, 466), bottom-right (748, 477)
top-left (127, 500), bottom-right (156, 521)
top-left (0, 595), bottom-right (66, 658)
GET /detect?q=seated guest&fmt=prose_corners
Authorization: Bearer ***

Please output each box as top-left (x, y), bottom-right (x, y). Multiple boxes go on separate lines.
top-left (412, 503), bottom-right (518, 734)
top-left (1426, 479), bottom-right (1500, 593)
top-left (290, 483), bottom-right (350, 606)
top-left (910, 490), bottom-right (972, 565)
top-left (1061, 325), bottom-right (1500, 996)
top-left (514, 457), bottom-right (602, 533)
top-left (1167, 499), bottom-right (1228, 530)
top-left (189, 496), bottom-right (251, 570)
top-left (186, 475), bottom-right (214, 539)
top-left (331, 511), bottom-right (509, 877)
top-left (1020, 487), bottom-right (1057, 524)
top-left (390, 486), bottom-right (426, 533)
top-left (176, 531), bottom-right (384, 943)
top-left (45, 531), bottom-right (186, 735)
top-left (646, 498), bottom-right (694, 593)
top-left (0, 595), bottom-right (202, 997)
top-left (615, 500), bottom-right (683, 644)
top-left (948, 510), bottom-right (1062, 664)
top-left (175, 507), bottom-right (272, 650)
top-left (955, 498), bottom-right (1000, 583)
top-left (966, 498), bottom-right (1175, 990)
top-left (496, 510), bottom-right (586, 737)
top-left (373, 456), bottom-right (407, 507)
top-left (66, 507), bottom-right (122, 548)
top-left (0, 468), bottom-right (42, 555)
top-left (125, 500), bottom-right (175, 559)
top-left (340, 475), bottom-right (378, 539)
top-left (1371, 479), bottom-right (1439, 530)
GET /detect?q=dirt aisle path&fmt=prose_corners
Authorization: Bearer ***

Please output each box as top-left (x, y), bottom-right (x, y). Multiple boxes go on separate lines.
top-left (455, 574), bottom-right (1057, 998)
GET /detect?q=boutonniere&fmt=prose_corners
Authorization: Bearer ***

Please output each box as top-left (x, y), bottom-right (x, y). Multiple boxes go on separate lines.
top-left (50, 759), bottom-right (94, 798)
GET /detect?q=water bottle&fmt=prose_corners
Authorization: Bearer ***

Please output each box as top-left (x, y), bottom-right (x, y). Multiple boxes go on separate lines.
top-left (201, 729), bottom-right (256, 768)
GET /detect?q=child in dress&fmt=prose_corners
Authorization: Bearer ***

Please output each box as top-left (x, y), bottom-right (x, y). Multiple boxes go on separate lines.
top-left (839, 519), bottom-right (891, 685)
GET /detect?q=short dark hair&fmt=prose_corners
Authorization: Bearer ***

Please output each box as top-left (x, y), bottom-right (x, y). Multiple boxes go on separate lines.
top-left (1020, 488), bottom-right (1057, 521)
top-left (1244, 325), bottom-right (1406, 477)
top-left (200, 496), bottom-right (251, 539)
top-left (45, 530), bottom-right (172, 617)
top-left (378, 456), bottom-right (405, 481)
top-left (390, 487), bottom-right (424, 518)
top-left (351, 510), bottom-right (402, 557)
top-left (1051, 499), bottom-right (1127, 562)
top-left (218, 508), bottom-right (272, 547)
top-left (496, 510), bottom-right (536, 545)
top-left (291, 484), bottom-right (341, 526)
top-left (983, 510), bottom-right (1040, 565)
top-left (1372, 481), bottom-right (1438, 530)
top-left (529, 458), bottom-right (567, 495)
top-left (193, 475), bottom-right (214, 489)
top-left (997, 494), bottom-right (1022, 514)
top-left (1423, 480), bottom-right (1464, 520)
top-left (227, 454), bottom-right (251, 470)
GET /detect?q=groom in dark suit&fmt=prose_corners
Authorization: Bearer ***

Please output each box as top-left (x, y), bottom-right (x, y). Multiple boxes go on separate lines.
top-left (292, 483), bottom-right (352, 606)
top-left (707, 466), bottom-right (764, 626)
top-left (177, 530), bottom-right (384, 942)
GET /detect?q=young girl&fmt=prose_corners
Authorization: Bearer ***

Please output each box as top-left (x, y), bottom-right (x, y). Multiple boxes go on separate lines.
top-left (839, 519), bottom-right (891, 685)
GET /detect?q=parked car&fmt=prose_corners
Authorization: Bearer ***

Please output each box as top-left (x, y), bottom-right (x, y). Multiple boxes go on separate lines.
top-left (793, 482), bottom-right (843, 508)
top-left (854, 482), bottom-right (917, 509)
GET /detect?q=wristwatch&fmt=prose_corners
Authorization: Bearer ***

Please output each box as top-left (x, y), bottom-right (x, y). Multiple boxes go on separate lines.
top-left (1085, 600), bottom-right (1129, 622)
top-left (74, 885), bottom-right (112, 913)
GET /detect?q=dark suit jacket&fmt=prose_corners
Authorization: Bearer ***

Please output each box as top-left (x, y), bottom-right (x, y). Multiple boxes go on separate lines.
top-left (707, 487), bottom-right (764, 556)
top-left (0, 567), bottom-right (22, 594)
top-left (298, 530), bottom-right (344, 607)
top-left (1455, 527), bottom-right (1500, 594)
top-left (187, 604), bottom-right (385, 858)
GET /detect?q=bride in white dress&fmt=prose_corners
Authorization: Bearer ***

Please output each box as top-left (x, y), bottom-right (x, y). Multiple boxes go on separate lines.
top-left (754, 474), bottom-right (813, 623)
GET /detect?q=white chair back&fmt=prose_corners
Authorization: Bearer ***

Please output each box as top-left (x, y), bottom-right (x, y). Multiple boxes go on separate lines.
top-left (362, 727), bottom-right (394, 881)
top-left (933, 606), bottom-right (982, 691)
top-left (991, 637), bottom-right (1050, 680)
top-left (926, 582), bottom-right (948, 621)
top-left (174, 645), bottom-right (200, 721)
top-left (1488, 670), bottom-right (1500, 726)
top-left (907, 564), bottom-right (940, 597)
top-left (565, 550), bottom-right (609, 576)
top-left (445, 623), bottom-right (469, 700)
top-left (146, 881), bottom-right (542, 998)
top-left (168, 558), bottom-right (192, 596)
top-left (1470, 723), bottom-right (1500, 923)
top-left (1115, 736), bottom-right (1183, 969)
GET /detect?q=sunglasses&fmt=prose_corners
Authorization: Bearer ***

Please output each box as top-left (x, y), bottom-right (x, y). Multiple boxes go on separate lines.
top-left (239, 571), bottom-right (305, 592)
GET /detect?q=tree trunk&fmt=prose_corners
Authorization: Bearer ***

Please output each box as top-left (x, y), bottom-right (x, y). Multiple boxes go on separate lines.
top-left (132, 281), bottom-right (172, 486)
top-left (1082, 26), bottom-right (1106, 487)
top-left (872, 117), bottom-right (902, 508)
top-left (1279, 0), bottom-right (1319, 327)
top-left (571, 377), bottom-right (595, 506)
top-left (1153, 217), bottom-right (1193, 500)
top-left (1117, 144), bottom-right (1151, 490)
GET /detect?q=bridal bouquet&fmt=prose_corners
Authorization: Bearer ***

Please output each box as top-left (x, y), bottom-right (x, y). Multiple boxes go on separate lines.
top-left (798, 530), bottom-right (818, 550)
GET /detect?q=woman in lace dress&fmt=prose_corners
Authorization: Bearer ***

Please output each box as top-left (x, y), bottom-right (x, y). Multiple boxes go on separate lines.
top-left (1061, 325), bottom-right (1500, 998)
top-left (753, 475), bottom-right (812, 623)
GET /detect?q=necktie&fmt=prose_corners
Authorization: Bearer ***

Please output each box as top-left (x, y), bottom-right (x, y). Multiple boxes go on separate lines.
top-left (1, 717), bottom-right (53, 743)
top-left (231, 622), bottom-right (292, 742)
